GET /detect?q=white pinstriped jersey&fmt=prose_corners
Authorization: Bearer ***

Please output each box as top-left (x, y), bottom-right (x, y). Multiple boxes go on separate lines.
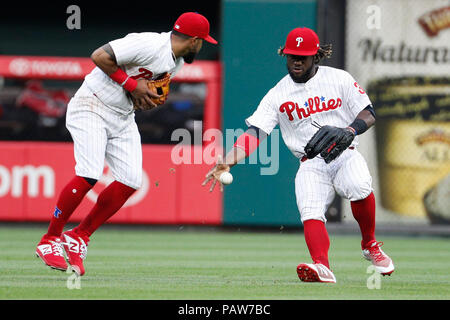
top-left (246, 66), bottom-right (371, 159)
top-left (84, 31), bottom-right (184, 115)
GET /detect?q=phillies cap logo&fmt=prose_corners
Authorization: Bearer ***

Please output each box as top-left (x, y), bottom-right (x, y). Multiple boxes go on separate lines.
top-left (283, 27), bottom-right (319, 56)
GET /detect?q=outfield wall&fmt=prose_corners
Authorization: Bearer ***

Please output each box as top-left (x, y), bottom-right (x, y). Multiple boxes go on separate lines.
top-left (221, 0), bottom-right (322, 227)
top-left (0, 142), bottom-right (222, 225)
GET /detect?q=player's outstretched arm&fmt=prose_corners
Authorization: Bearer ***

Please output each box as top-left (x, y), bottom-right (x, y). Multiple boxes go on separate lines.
top-left (202, 126), bottom-right (267, 192)
top-left (202, 149), bottom-right (245, 192)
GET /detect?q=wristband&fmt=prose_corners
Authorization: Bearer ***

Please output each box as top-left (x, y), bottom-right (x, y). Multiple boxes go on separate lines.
top-left (348, 118), bottom-right (368, 135)
top-left (109, 68), bottom-right (138, 92)
top-left (346, 126), bottom-right (357, 135)
top-left (234, 133), bottom-right (260, 156)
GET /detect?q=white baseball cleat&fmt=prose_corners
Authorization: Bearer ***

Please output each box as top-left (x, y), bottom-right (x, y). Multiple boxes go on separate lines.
top-left (362, 241), bottom-right (394, 276)
top-left (297, 263), bottom-right (336, 283)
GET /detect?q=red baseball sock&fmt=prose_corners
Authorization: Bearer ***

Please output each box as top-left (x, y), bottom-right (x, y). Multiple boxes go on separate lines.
top-left (74, 181), bottom-right (136, 238)
top-left (303, 219), bottom-right (330, 269)
top-left (351, 192), bottom-right (376, 249)
top-left (46, 176), bottom-right (93, 237)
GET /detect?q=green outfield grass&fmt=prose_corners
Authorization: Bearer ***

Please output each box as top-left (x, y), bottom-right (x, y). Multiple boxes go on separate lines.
top-left (0, 224), bottom-right (449, 300)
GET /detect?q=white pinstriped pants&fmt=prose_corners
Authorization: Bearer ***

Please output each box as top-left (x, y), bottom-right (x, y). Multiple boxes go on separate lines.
top-left (295, 148), bottom-right (373, 223)
top-left (65, 83), bottom-right (142, 190)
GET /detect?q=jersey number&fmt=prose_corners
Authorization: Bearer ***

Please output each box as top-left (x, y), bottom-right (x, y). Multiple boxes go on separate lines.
top-left (131, 68), bottom-right (154, 80)
top-left (354, 82), bottom-right (366, 94)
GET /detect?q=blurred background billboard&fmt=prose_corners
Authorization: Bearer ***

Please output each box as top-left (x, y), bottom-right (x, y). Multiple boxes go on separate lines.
top-left (345, 0), bottom-right (450, 226)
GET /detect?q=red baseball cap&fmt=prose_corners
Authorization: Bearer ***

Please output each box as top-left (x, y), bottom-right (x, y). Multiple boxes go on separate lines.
top-left (173, 12), bottom-right (218, 44)
top-left (283, 27), bottom-right (319, 56)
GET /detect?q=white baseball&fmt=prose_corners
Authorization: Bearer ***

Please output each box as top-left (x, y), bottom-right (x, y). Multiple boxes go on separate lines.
top-left (219, 172), bottom-right (233, 185)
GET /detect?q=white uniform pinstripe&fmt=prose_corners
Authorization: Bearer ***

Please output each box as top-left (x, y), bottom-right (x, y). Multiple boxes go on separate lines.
top-left (66, 31), bottom-right (183, 189)
top-left (294, 149), bottom-right (373, 222)
top-left (246, 66), bottom-right (373, 222)
top-left (67, 84), bottom-right (143, 189)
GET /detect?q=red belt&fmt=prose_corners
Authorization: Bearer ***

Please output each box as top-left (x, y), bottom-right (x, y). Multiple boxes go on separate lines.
top-left (301, 146), bottom-right (354, 162)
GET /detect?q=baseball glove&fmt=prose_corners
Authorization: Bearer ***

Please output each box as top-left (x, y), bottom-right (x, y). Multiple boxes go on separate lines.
top-left (132, 72), bottom-right (171, 110)
top-left (148, 72), bottom-right (171, 105)
top-left (304, 125), bottom-right (355, 163)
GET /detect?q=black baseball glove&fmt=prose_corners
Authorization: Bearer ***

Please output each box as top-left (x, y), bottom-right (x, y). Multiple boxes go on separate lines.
top-left (304, 125), bottom-right (356, 163)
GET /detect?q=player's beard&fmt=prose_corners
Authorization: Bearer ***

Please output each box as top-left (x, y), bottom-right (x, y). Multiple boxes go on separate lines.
top-left (287, 63), bottom-right (316, 83)
top-left (183, 50), bottom-right (197, 64)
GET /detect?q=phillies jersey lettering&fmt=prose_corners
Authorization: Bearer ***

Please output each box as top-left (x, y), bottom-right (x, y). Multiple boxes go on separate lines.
top-left (83, 31), bottom-right (184, 115)
top-left (279, 97), bottom-right (343, 121)
top-left (245, 66), bottom-right (371, 159)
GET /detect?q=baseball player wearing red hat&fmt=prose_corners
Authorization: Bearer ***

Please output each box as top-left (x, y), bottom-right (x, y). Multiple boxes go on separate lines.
top-left (35, 12), bottom-right (217, 276)
top-left (203, 27), bottom-right (394, 283)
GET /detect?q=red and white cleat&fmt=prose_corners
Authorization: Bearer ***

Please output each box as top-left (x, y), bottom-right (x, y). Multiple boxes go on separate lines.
top-left (297, 263), bottom-right (336, 283)
top-left (362, 241), bottom-right (394, 276)
top-left (62, 229), bottom-right (89, 276)
top-left (36, 234), bottom-right (68, 271)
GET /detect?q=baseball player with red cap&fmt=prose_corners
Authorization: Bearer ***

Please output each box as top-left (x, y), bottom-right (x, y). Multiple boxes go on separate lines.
top-left (35, 12), bottom-right (217, 276)
top-left (203, 27), bottom-right (394, 283)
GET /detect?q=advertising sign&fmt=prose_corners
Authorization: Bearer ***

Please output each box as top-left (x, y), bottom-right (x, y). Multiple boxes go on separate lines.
top-left (346, 0), bottom-right (450, 223)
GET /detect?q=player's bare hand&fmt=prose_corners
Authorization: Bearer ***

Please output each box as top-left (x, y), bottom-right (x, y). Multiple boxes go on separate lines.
top-left (202, 155), bottom-right (230, 193)
top-left (131, 80), bottom-right (160, 110)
